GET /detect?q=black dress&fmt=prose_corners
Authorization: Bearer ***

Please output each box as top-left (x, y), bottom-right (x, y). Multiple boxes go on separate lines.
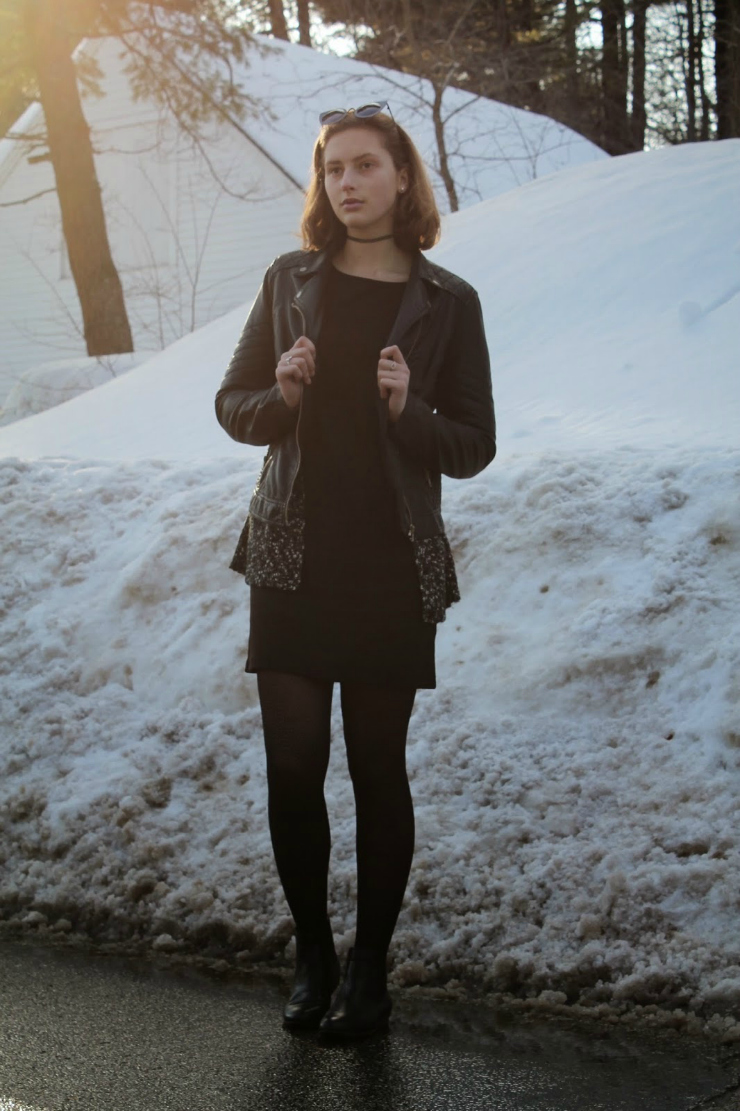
top-left (246, 265), bottom-right (436, 689)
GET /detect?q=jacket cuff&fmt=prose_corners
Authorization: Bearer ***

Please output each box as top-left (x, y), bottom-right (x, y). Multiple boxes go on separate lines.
top-left (388, 392), bottom-right (437, 468)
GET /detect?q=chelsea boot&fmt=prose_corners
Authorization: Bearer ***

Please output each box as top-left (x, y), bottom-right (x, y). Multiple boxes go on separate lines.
top-left (283, 928), bottom-right (341, 1030)
top-left (318, 945), bottom-right (392, 1039)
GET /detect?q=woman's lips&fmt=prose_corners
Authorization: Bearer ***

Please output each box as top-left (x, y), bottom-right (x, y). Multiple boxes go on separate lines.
top-left (342, 200), bottom-right (363, 209)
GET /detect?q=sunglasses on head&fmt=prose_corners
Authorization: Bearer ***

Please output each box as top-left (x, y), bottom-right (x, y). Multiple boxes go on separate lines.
top-left (318, 102), bottom-right (394, 127)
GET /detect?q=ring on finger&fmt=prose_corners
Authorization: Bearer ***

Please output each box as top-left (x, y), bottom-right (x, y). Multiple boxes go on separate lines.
top-left (389, 359), bottom-right (396, 369)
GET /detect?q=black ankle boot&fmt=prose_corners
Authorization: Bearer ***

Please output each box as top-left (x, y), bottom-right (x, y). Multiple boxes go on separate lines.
top-left (283, 929), bottom-right (341, 1030)
top-left (318, 945), bottom-right (392, 1039)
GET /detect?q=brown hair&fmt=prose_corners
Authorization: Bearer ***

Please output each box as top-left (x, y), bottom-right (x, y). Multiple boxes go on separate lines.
top-left (300, 112), bottom-right (441, 253)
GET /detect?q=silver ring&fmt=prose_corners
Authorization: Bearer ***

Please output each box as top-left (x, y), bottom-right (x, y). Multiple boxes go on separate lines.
top-left (284, 355), bottom-right (292, 363)
top-left (389, 359), bottom-right (395, 369)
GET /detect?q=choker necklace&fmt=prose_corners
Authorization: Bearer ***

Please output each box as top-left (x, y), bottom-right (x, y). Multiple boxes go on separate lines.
top-left (346, 233), bottom-right (395, 242)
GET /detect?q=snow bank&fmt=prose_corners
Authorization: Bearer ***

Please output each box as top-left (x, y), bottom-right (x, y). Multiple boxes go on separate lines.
top-left (1, 138), bottom-right (739, 1032)
top-left (2, 447), bottom-right (739, 1029)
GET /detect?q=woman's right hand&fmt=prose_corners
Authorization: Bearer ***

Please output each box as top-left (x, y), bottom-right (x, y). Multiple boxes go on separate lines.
top-left (276, 336), bottom-right (316, 409)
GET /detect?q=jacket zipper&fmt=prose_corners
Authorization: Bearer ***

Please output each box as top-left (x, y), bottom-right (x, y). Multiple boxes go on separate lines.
top-left (395, 308), bottom-right (428, 542)
top-left (403, 494), bottom-right (415, 542)
top-left (396, 310), bottom-right (429, 544)
top-left (404, 316), bottom-right (425, 365)
top-left (285, 297), bottom-right (306, 525)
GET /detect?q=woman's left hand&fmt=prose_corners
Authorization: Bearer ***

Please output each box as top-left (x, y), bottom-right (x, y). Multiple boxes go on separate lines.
top-left (377, 345), bottom-right (410, 423)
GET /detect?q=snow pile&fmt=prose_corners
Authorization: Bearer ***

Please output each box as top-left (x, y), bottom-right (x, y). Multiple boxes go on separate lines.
top-left (1, 139), bottom-right (739, 1029)
top-left (1, 447), bottom-right (739, 1025)
top-left (0, 140), bottom-right (736, 461)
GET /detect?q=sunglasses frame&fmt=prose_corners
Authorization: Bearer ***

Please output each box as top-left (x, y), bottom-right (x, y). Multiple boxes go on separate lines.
top-left (318, 102), bottom-right (394, 128)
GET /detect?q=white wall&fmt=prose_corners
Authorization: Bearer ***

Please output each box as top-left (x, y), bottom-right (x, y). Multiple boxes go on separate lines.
top-left (0, 36), bottom-right (304, 403)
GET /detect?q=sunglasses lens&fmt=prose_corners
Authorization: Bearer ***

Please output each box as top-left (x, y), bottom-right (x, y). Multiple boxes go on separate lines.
top-left (319, 109), bottom-right (347, 126)
top-left (319, 103), bottom-right (391, 127)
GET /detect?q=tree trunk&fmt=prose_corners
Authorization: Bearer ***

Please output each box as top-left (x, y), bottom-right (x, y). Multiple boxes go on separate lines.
top-left (600, 0), bottom-right (632, 151)
top-left (685, 0), bottom-right (698, 139)
top-left (617, 0), bottom-right (629, 132)
top-left (564, 0), bottom-right (580, 107)
top-left (23, 0), bottom-right (133, 357)
top-left (715, 0), bottom-right (740, 137)
top-left (297, 0), bottom-right (312, 45)
top-left (432, 84), bottom-right (459, 213)
top-left (268, 0), bottom-right (289, 40)
top-left (631, 0), bottom-right (648, 148)
top-left (697, 0), bottom-right (712, 138)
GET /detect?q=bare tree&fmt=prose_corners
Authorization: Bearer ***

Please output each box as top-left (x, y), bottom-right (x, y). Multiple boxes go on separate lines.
top-left (297, 0), bottom-right (312, 44)
top-left (715, 0), bottom-right (740, 135)
top-left (0, 150), bottom-right (259, 425)
top-left (311, 0), bottom-right (731, 152)
top-left (312, 0), bottom-right (604, 146)
top-left (644, 0), bottom-right (717, 142)
top-left (267, 0), bottom-right (290, 39)
top-left (632, 0), bottom-right (649, 148)
top-left (600, 0), bottom-right (631, 151)
top-left (20, 0), bottom-right (132, 356)
top-left (2, 0), bottom-right (263, 358)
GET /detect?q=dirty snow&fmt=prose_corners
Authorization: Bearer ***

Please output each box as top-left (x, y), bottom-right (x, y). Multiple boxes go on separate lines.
top-left (1, 138), bottom-right (740, 1032)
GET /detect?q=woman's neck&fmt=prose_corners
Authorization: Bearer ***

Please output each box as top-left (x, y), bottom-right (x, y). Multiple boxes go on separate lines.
top-left (333, 238), bottom-right (412, 282)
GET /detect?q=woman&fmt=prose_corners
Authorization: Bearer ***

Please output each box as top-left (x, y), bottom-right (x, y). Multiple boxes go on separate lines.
top-left (215, 103), bottom-right (495, 1040)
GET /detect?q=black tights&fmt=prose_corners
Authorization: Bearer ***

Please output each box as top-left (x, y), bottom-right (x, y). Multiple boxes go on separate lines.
top-left (257, 671), bottom-right (417, 956)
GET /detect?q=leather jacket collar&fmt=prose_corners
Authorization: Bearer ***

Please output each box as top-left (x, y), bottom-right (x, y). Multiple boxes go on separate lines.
top-left (290, 246), bottom-right (435, 355)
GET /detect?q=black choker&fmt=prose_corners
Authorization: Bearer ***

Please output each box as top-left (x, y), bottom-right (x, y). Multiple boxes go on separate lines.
top-left (346, 233), bottom-right (395, 242)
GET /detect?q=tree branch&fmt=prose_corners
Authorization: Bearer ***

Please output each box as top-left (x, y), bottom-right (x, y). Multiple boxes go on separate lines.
top-left (0, 187), bottom-right (57, 207)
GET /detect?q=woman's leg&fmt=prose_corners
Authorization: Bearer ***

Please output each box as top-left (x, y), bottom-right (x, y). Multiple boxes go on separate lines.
top-left (256, 670), bottom-right (334, 941)
top-left (317, 681), bottom-right (416, 1037)
top-left (339, 681), bottom-right (417, 955)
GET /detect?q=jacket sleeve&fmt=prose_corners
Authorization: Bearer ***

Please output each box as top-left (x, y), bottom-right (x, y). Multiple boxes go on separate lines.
top-left (387, 288), bottom-right (495, 479)
top-left (214, 265), bottom-right (299, 447)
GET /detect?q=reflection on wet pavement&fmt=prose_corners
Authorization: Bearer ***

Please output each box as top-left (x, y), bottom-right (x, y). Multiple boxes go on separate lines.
top-left (0, 937), bottom-right (738, 1111)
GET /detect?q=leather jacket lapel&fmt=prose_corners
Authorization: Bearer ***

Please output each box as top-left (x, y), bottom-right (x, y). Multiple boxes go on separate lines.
top-left (387, 250), bottom-right (432, 351)
top-left (291, 250), bottom-right (331, 340)
top-left (293, 248), bottom-right (432, 354)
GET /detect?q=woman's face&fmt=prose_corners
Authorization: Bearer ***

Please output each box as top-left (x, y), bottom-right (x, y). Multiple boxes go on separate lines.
top-left (323, 127), bottom-right (408, 239)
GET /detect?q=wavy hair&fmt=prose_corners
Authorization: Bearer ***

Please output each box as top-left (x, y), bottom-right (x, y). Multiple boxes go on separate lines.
top-left (300, 112), bottom-right (441, 253)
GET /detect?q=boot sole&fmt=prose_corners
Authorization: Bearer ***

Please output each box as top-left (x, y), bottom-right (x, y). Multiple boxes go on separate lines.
top-left (317, 1008), bottom-right (391, 1040)
top-left (283, 986), bottom-right (339, 1031)
top-left (283, 1008), bottom-right (329, 1030)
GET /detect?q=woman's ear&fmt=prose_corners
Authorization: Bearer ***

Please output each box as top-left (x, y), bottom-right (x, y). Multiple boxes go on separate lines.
top-left (398, 167), bottom-right (409, 194)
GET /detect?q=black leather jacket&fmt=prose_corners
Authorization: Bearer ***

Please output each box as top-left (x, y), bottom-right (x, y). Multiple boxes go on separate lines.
top-left (215, 246), bottom-right (496, 622)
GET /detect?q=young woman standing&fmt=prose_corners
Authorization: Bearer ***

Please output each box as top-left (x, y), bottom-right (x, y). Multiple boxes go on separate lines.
top-left (215, 104), bottom-right (495, 1040)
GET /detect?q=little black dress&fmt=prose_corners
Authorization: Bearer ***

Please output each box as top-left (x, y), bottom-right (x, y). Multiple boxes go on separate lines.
top-left (246, 265), bottom-right (436, 688)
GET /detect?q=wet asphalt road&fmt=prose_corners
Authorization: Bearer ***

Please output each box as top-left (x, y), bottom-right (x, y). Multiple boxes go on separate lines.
top-left (0, 937), bottom-right (739, 1111)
